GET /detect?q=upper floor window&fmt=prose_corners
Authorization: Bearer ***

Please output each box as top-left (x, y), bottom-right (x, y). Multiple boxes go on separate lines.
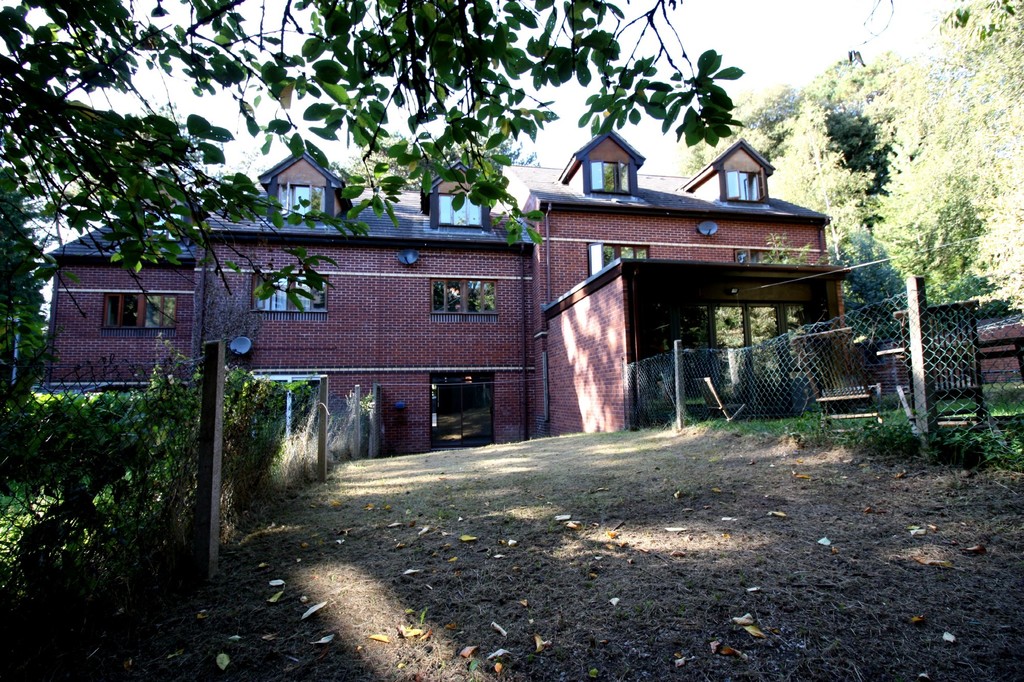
top-left (438, 195), bottom-right (483, 227)
top-left (104, 293), bottom-right (176, 328)
top-left (590, 161), bottom-right (630, 194)
top-left (725, 171), bottom-right (761, 201)
top-left (254, 276), bottom-right (327, 312)
top-left (588, 243), bottom-right (648, 276)
top-left (432, 279), bottom-right (496, 314)
top-left (280, 184), bottom-right (325, 214)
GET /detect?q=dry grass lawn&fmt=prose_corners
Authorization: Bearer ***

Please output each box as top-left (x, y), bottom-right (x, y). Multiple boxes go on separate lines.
top-left (87, 427), bottom-right (1024, 681)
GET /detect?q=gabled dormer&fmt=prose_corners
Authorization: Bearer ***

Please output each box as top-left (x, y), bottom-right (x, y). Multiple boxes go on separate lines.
top-left (258, 153), bottom-right (350, 217)
top-left (424, 163), bottom-right (490, 230)
top-left (680, 139), bottom-right (774, 203)
top-left (559, 131), bottom-right (645, 197)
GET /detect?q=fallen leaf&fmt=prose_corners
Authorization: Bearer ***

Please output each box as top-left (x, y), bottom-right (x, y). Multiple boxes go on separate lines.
top-left (486, 648), bottom-right (511, 660)
top-left (445, 622), bottom-right (458, 630)
top-left (742, 624), bottom-right (767, 638)
top-left (710, 641), bottom-right (747, 659)
top-left (311, 634), bottom-right (335, 645)
top-left (519, 599), bottom-right (529, 607)
top-left (674, 657), bottom-right (690, 667)
top-left (507, 540), bottom-right (519, 547)
top-left (448, 556), bottom-right (458, 563)
top-left (962, 544), bottom-right (986, 554)
top-left (554, 514), bottom-right (572, 521)
top-left (492, 554), bottom-right (505, 559)
top-left (494, 662), bottom-right (503, 673)
top-left (301, 602), bottom-right (327, 620)
top-left (418, 526), bottom-right (430, 536)
top-left (167, 648), bottom-right (184, 659)
top-left (459, 645), bottom-right (478, 658)
top-left (606, 531), bottom-right (618, 539)
top-left (403, 569), bottom-right (422, 576)
top-left (534, 633), bottom-right (551, 653)
top-left (731, 613), bottom-right (755, 626)
top-left (768, 511), bottom-right (787, 518)
top-left (746, 586), bottom-right (761, 593)
top-left (257, 562), bottom-right (269, 568)
top-left (894, 471), bottom-right (907, 479)
top-left (269, 579), bottom-right (285, 587)
top-left (491, 622), bottom-right (507, 637)
top-left (400, 626), bottom-right (424, 638)
top-left (387, 522), bottom-right (403, 528)
top-left (364, 503), bottom-right (374, 510)
top-left (943, 632), bottom-right (956, 643)
top-left (910, 528), bottom-right (927, 536)
top-left (818, 537), bottom-right (832, 546)
top-left (460, 535), bottom-right (478, 543)
top-left (913, 557), bottom-right (953, 568)
top-left (711, 487), bottom-right (722, 493)
top-left (910, 615), bottom-right (926, 624)
top-left (670, 550), bottom-right (685, 557)
top-left (863, 506), bottom-right (874, 513)
top-left (721, 517), bottom-right (738, 521)
top-left (368, 634), bottom-right (390, 643)
top-left (420, 629), bottom-right (433, 641)
top-left (927, 524), bottom-right (938, 532)
top-left (589, 668), bottom-right (599, 678)
top-left (261, 633), bottom-right (276, 641)
top-left (793, 473), bottom-right (811, 480)
top-left (216, 653), bottom-right (230, 670)
top-left (267, 591), bottom-right (284, 603)
top-left (566, 521), bottom-right (582, 530)
top-left (196, 611), bottom-right (209, 620)
top-left (665, 527), bottom-right (686, 533)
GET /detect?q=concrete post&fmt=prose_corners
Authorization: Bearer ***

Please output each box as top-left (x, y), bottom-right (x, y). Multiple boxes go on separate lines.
top-left (906, 276), bottom-right (936, 441)
top-left (674, 340), bottom-right (686, 430)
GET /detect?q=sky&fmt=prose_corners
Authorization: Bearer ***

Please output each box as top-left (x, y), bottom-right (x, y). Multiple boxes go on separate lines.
top-left (528, 0), bottom-right (950, 174)
top-left (107, 0), bottom-right (952, 177)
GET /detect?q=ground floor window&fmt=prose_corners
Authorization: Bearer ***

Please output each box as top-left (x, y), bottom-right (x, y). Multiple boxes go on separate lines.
top-left (430, 373), bottom-right (494, 447)
top-left (639, 301), bottom-right (813, 355)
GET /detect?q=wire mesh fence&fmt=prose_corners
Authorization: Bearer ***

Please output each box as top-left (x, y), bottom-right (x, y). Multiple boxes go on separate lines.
top-left (627, 291), bottom-right (1024, 451)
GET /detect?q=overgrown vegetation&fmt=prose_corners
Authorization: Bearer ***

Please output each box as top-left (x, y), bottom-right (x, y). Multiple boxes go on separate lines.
top-left (0, 365), bottom-right (318, 664)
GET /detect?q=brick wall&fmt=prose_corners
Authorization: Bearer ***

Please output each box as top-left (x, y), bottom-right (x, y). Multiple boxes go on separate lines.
top-left (49, 264), bottom-right (196, 367)
top-left (545, 276), bottom-right (628, 435)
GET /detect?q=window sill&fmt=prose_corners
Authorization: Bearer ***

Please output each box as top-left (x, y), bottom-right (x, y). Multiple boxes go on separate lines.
top-left (101, 327), bottom-right (176, 337)
top-left (256, 311), bottom-right (328, 322)
top-left (431, 312), bottom-right (498, 323)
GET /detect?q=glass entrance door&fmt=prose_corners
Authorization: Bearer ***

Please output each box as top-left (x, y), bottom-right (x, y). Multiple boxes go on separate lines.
top-left (430, 374), bottom-right (494, 448)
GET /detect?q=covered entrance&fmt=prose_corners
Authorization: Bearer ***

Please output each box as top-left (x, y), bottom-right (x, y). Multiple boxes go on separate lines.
top-left (430, 373), bottom-right (494, 447)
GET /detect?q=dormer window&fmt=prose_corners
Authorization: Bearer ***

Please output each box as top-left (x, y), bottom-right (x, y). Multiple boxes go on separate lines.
top-left (439, 194), bottom-right (483, 227)
top-left (725, 171), bottom-right (762, 201)
top-left (590, 161), bottom-right (630, 194)
top-left (280, 184), bottom-right (325, 214)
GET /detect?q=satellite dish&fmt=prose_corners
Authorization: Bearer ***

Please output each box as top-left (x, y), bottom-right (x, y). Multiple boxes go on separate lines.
top-left (697, 220), bottom-right (719, 236)
top-left (396, 248), bottom-right (420, 265)
top-left (228, 336), bottom-right (252, 356)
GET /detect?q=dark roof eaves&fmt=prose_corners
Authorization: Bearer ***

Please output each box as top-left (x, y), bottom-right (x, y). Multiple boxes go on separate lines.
top-left (534, 199), bottom-right (828, 225)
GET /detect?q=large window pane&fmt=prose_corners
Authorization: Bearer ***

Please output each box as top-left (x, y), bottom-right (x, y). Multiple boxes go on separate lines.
top-left (467, 280), bottom-right (481, 312)
top-left (445, 280), bottom-right (462, 312)
top-left (749, 306), bottom-right (779, 345)
top-left (480, 282), bottom-right (496, 311)
top-left (715, 306), bottom-right (745, 349)
top-left (432, 281), bottom-right (445, 311)
top-left (678, 305), bottom-right (710, 349)
top-left (121, 294), bottom-right (139, 327)
top-left (785, 305), bottom-right (807, 333)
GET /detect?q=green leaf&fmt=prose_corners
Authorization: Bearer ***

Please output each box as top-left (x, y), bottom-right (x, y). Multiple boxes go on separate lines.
top-left (714, 66), bottom-right (744, 81)
top-left (186, 114), bottom-right (211, 138)
top-left (287, 133), bottom-right (305, 158)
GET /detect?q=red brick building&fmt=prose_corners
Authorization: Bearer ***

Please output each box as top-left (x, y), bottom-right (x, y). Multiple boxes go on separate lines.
top-left (49, 133), bottom-right (844, 452)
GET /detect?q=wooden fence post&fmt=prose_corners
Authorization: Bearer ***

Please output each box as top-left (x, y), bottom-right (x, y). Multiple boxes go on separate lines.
top-left (368, 382), bottom-right (381, 459)
top-left (353, 384), bottom-right (362, 458)
top-left (193, 340), bottom-right (224, 580)
top-left (622, 357), bottom-right (632, 430)
top-left (317, 375), bottom-right (329, 483)
top-left (674, 339), bottom-right (686, 430)
top-left (906, 276), bottom-right (937, 441)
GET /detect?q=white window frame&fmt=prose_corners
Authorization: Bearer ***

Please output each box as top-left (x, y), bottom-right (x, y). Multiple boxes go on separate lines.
top-left (281, 183), bottom-right (325, 214)
top-left (439, 194), bottom-right (483, 226)
top-left (725, 171), bottom-right (762, 201)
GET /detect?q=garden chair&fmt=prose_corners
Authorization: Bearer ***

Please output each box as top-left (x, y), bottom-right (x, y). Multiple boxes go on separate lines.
top-left (791, 325), bottom-right (883, 427)
top-left (701, 377), bottom-right (746, 422)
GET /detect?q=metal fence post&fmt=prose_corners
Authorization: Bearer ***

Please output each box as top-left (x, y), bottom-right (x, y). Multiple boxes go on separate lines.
top-left (907, 276), bottom-right (937, 441)
top-left (317, 375), bottom-right (329, 482)
top-left (674, 340), bottom-right (686, 430)
top-left (194, 340), bottom-right (224, 580)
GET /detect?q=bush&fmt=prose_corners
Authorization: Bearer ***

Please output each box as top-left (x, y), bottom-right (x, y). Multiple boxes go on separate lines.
top-left (0, 363), bottom-right (311, 669)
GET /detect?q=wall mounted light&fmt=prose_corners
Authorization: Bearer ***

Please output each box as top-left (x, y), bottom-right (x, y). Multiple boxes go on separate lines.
top-left (726, 287), bottom-right (739, 295)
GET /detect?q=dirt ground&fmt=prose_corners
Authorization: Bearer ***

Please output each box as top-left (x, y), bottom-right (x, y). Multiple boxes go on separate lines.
top-left (84, 427), bottom-right (1024, 680)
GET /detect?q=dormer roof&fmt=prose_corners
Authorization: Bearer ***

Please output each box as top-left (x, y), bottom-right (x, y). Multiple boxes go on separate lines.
top-left (559, 130), bottom-right (646, 185)
top-left (258, 152), bottom-right (345, 189)
top-left (679, 138), bottom-right (773, 195)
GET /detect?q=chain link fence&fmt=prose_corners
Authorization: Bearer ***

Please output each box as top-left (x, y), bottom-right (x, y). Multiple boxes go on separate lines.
top-left (627, 289), bottom-right (1024, 452)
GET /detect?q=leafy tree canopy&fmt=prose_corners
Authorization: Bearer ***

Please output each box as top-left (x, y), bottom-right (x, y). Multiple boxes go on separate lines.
top-left (0, 0), bottom-right (743, 294)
